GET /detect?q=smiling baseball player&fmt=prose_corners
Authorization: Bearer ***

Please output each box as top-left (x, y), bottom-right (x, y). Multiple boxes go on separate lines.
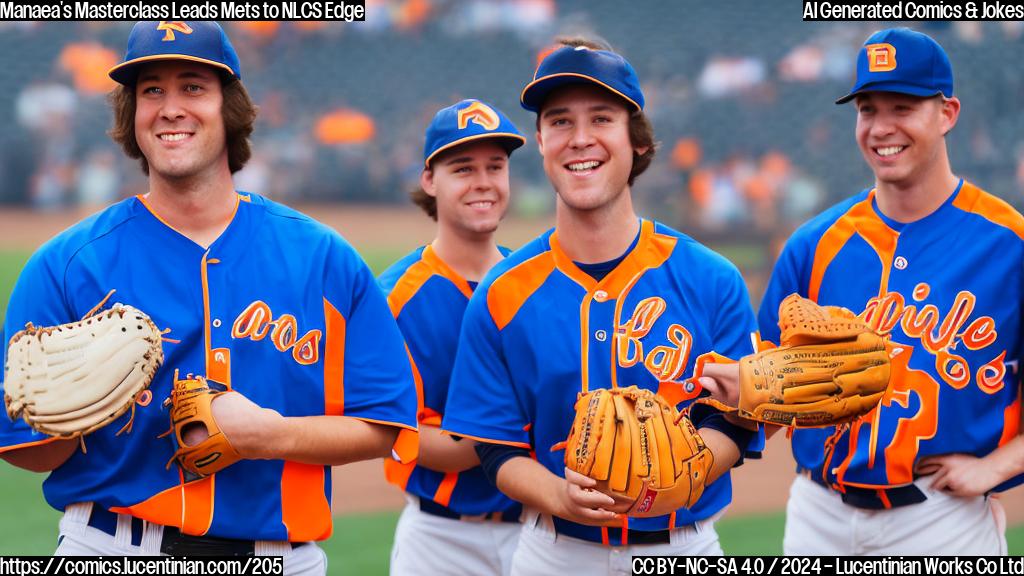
top-left (757, 27), bottom-right (1024, 555)
top-left (379, 99), bottom-right (526, 576)
top-left (0, 21), bottom-right (417, 573)
top-left (440, 39), bottom-right (765, 573)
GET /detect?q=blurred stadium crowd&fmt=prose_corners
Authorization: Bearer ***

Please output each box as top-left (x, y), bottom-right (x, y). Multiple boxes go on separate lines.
top-left (2, 2), bottom-right (1023, 240)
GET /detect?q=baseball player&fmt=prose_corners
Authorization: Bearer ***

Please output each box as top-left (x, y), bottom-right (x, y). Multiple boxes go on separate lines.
top-left (755, 27), bottom-right (1024, 555)
top-left (0, 21), bottom-right (417, 572)
top-left (378, 99), bottom-right (526, 576)
top-left (440, 39), bottom-right (764, 574)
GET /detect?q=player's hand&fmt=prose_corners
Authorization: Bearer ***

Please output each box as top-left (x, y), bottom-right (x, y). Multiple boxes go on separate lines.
top-left (556, 467), bottom-right (630, 526)
top-left (696, 362), bottom-right (740, 407)
top-left (916, 453), bottom-right (1000, 497)
top-left (181, 391), bottom-right (284, 460)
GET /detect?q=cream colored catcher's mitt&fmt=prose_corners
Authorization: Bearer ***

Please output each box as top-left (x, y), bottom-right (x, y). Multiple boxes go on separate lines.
top-left (4, 304), bottom-right (164, 439)
top-left (563, 386), bottom-right (715, 518)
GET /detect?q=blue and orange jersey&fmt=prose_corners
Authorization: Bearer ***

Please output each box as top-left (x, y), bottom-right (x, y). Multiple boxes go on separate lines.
top-left (0, 192), bottom-right (418, 541)
top-left (759, 180), bottom-right (1024, 491)
top-left (378, 244), bottom-right (520, 516)
top-left (442, 219), bottom-right (761, 544)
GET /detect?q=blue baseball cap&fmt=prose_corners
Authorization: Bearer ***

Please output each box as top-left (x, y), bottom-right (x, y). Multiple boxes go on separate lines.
top-left (521, 45), bottom-right (644, 113)
top-left (423, 99), bottom-right (525, 168)
top-left (109, 21), bottom-right (241, 86)
top-left (836, 27), bottom-right (953, 105)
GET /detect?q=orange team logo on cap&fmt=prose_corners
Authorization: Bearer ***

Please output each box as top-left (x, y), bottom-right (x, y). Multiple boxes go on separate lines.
top-left (866, 43), bottom-right (897, 72)
top-left (157, 21), bottom-right (193, 42)
top-left (457, 101), bottom-right (500, 131)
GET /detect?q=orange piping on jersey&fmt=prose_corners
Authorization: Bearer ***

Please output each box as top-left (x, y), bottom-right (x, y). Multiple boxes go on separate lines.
top-left (433, 473), bottom-right (458, 507)
top-left (834, 419), bottom-right (865, 486)
top-left (201, 253), bottom-right (214, 382)
top-left (387, 260), bottom-right (435, 318)
top-left (388, 245), bottom-right (474, 318)
top-left (620, 515), bottom-right (629, 545)
top-left (383, 457), bottom-right (416, 490)
top-left (383, 349), bottom-right (425, 488)
top-left (668, 511), bottom-right (677, 530)
top-left (0, 436), bottom-right (61, 454)
top-left (876, 489), bottom-right (892, 509)
top-left (280, 461), bottom-right (332, 541)
top-left (421, 409), bottom-right (442, 428)
top-left (323, 298), bottom-right (345, 416)
top-left (601, 526), bottom-right (610, 546)
top-left (438, 430), bottom-right (531, 449)
top-left (999, 395), bottom-right (1021, 447)
top-left (136, 193), bottom-right (242, 244)
top-left (606, 223), bottom-right (677, 390)
top-left (867, 402), bottom-right (883, 470)
top-left (349, 417), bottom-right (418, 464)
top-left (487, 251), bottom-right (557, 331)
top-left (808, 191), bottom-right (898, 301)
top-left (422, 245), bottom-right (474, 298)
top-left (579, 292), bottom-right (595, 393)
top-left (952, 181), bottom-right (1024, 241)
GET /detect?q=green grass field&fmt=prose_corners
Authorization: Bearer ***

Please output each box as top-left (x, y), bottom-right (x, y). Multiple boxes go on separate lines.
top-left (0, 465), bottom-right (1021, 569)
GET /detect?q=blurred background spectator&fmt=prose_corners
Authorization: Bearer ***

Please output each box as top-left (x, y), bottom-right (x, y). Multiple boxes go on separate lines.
top-left (0, 7), bottom-right (1020, 256)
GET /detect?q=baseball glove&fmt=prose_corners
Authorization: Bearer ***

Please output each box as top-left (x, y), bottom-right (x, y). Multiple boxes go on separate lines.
top-left (701, 294), bottom-right (891, 427)
top-left (161, 371), bottom-right (241, 479)
top-left (563, 386), bottom-right (714, 518)
top-left (4, 304), bottom-right (163, 438)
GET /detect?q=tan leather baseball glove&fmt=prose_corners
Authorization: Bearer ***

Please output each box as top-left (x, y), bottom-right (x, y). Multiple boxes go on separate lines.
top-left (563, 386), bottom-right (715, 517)
top-left (4, 304), bottom-right (163, 438)
top-left (700, 294), bottom-right (891, 427)
top-left (162, 371), bottom-right (241, 479)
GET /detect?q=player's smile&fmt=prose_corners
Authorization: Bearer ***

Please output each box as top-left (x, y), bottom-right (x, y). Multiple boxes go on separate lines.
top-left (538, 84), bottom-right (641, 212)
top-left (425, 140), bottom-right (510, 236)
top-left (135, 60), bottom-right (228, 183)
top-left (855, 92), bottom-right (956, 189)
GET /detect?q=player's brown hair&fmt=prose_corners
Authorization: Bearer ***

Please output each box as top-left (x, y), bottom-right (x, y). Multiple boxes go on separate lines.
top-left (410, 185), bottom-right (438, 221)
top-left (536, 36), bottom-right (657, 186)
top-left (108, 73), bottom-right (257, 175)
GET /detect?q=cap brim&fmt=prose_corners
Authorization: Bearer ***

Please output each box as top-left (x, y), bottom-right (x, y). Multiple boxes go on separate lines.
top-left (424, 133), bottom-right (526, 168)
top-left (109, 54), bottom-right (238, 86)
top-left (521, 73), bottom-right (642, 113)
top-left (835, 82), bottom-right (943, 105)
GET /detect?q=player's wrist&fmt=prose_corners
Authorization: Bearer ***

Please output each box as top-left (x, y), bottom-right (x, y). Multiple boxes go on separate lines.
top-left (249, 408), bottom-right (289, 459)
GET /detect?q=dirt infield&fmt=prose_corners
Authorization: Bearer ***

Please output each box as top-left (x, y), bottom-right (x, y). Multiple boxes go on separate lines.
top-left (1, 206), bottom-right (1021, 523)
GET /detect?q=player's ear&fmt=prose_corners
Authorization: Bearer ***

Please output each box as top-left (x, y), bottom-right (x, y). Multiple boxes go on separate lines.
top-left (420, 169), bottom-right (438, 198)
top-left (939, 96), bottom-right (960, 136)
top-left (535, 130), bottom-right (545, 156)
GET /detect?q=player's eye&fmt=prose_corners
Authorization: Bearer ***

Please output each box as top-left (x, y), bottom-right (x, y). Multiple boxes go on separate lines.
top-left (184, 84), bottom-right (204, 94)
top-left (550, 117), bottom-right (570, 127)
top-left (593, 115), bottom-right (612, 124)
top-left (140, 85), bottom-right (162, 95)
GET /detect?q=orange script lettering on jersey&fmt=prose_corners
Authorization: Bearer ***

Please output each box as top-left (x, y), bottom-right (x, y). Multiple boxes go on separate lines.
top-left (615, 297), bottom-right (693, 382)
top-left (232, 301), bottom-right (322, 366)
top-left (860, 283), bottom-right (1005, 393)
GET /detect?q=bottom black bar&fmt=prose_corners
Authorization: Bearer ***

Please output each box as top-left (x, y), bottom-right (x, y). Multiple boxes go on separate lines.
top-left (0, 556), bottom-right (283, 575)
top-left (632, 556), bottom-right (1024, 576)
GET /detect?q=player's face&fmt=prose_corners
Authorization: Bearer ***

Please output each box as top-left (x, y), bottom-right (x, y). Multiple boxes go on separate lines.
top-left (134, 61), bottom-right (229, 182)
top-left (536, 84), bottom-right (643, 213)
top-left (855, 92), bottom-right (960, 188)
top-left (423, 141), bottom-right (511, 237)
